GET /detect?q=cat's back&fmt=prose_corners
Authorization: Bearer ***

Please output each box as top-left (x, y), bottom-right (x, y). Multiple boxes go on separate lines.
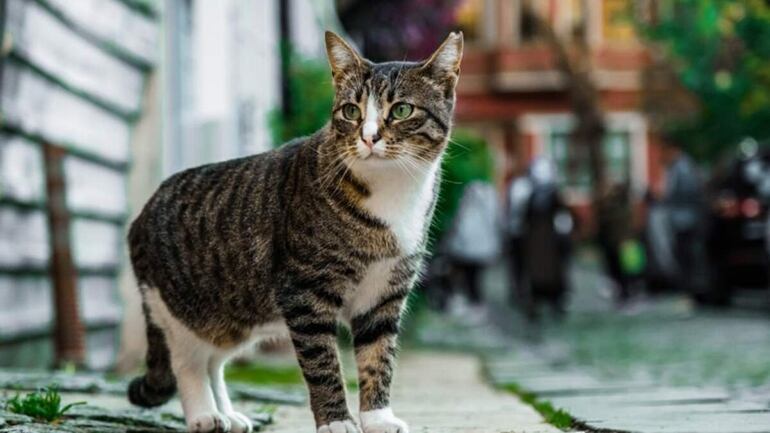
top-left (130, 137), bottom-right (306, 250)
top-left (127, 139), bottom-right (312, 344)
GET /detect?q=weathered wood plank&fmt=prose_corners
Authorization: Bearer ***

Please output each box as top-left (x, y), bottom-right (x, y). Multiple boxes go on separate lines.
top-left (0, 208), bottom-right (49, 267)
top-left (71, 219), bottom-right (121, 268)
top-left (0, 276), bottom-right (52, 337)
top-left (43, 0), bottom-right (159, 66)
top-left (1, 63), bottom-right (131, 163)
top-left (6, 0), bottom-right (144, 114)
top-left (64, 156), bottom-right (127, 217)
top-left (0, 134), bottom-right (45, 202)
top-left (79, 276), bottom-right (122, 325)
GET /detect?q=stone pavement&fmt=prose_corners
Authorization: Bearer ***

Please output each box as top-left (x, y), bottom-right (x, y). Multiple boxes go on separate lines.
top-left (264, 352), bottom-right (570, 433)
top-left (0, 370), bottom-right (283, 432)
top-left (481, 254), bottom-right (770, 433)
top-left (1, 352), bottom-right (571, 433)
top-left (487, 350), bottom-right (770, 433)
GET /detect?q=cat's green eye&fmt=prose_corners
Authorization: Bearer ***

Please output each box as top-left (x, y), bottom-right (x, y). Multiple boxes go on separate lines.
top-left (342, 104), bottom-right (361, 121)
top-left (391, 103), bottom-right (414, 120)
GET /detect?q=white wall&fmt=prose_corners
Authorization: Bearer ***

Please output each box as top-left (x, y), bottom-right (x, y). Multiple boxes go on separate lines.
top-left (163, 0), bottom-right (338, 177)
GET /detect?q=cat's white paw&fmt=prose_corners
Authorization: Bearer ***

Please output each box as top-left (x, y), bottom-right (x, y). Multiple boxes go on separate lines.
top-left (187, 411), bottom-right (231, 433)
top-left (360, 408), bottom-right (408, 433)
top-left (224, 411), bottom-right (253, 433)
top-left (317, 419), bottom-right (360, 433)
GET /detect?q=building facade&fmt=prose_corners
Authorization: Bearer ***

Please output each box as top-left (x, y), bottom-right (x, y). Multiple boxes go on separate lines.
top-left (455, 0), bottom-right (662, 227)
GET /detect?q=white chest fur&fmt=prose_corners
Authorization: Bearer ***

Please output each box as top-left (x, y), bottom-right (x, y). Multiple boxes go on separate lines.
top-left (344, 159), bottom-right (438, 318)
top-left (344, 257), bottom-right (402, 318)
top-left (356, 160), bottom-right (439, 255)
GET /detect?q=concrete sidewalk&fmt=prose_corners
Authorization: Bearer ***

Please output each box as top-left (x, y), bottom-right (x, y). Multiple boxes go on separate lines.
top-left (265, 352), bottom-right (566, 433)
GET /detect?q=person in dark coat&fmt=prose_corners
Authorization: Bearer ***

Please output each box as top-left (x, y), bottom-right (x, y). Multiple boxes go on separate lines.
top-left (505, 171), bottom-right (533, 308)
top-left (521, 158), bottom-right (573, 319)
top-left (596, 182), bottom-right (633, 304)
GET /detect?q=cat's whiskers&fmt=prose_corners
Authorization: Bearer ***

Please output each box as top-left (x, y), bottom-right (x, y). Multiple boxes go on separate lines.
top-left (398, 153), bottom-right (426, 176)
top-left (446, 136), bottom-right (469, 152)
top-left (327, 157), bottom-right (352, 193)
top-left (321, 148), bottom-right (356, 198)
top-left (394, 157), bottom-right (420, 185)
top-left (399, 148), bottom-right (435, 168)
top-left (317, 152), bottom-right (349, 192)
top-left (331, 153), bottom-right (358, 199)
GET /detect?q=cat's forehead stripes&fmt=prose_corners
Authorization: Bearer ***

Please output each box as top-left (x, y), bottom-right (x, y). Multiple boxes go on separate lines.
top-left (346, 62), bottom-right (418, 106)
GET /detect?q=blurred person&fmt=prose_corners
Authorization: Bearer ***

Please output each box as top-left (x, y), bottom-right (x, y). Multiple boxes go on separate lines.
top-left (596, 182), bottom-right (634, 305)
top-left (521, 158), bottom-right (573, 320)
top-left (443, 180), bottom-right (502, 320)
top-left (504, 169), bottom-right (533, 307)
top-left (659, 139), bottom-right (706, 296)
top-left (642, 188), bottom-right (678, 292)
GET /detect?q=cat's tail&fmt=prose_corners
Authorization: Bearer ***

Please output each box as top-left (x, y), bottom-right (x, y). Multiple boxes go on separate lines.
top-left (128, 312), bottom-right (177, 407)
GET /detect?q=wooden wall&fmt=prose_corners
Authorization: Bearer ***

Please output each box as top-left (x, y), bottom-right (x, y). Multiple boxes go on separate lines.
top-left (0, 0), bottom-right (158, 369)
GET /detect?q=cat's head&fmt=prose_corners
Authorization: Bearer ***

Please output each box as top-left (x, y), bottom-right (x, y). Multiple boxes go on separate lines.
top-left (324, 31), bottom-right (463, 170)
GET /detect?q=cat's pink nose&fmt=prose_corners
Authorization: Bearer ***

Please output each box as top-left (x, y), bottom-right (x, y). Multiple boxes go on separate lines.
top-left (362, 133), bottom-right (381, 149)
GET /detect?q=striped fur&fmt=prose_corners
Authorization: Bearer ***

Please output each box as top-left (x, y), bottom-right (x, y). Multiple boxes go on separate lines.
top-left (127, 31), bottom-right (462, 433)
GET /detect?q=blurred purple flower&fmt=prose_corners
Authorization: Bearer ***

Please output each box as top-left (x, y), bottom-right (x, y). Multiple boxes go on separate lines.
top-left (337, 0), bottom-right (461, 62)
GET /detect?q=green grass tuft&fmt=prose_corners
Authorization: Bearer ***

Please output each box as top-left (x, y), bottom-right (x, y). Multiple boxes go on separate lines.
top-left (226, 362), bottom-right (360, 391)
top-left (226, 363), bottom-right (304, 386)
top-left (5, 387), bottom-right (85, 423)
top-left (504, 384), bottom-right (573, 430)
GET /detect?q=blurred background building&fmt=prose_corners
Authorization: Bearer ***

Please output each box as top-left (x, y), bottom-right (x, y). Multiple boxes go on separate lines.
top-left (454, 0), bottom-right (655, 228)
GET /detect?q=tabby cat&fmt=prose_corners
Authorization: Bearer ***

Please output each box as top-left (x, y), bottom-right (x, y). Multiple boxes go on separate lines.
top-left (127, 31), bottom-right (463, 433)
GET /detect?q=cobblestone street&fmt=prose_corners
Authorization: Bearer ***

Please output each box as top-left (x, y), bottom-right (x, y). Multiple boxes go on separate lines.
top-left (483, 250), bottom-right (770, 433)
top-left (265, 352), bottom-right (568, 433)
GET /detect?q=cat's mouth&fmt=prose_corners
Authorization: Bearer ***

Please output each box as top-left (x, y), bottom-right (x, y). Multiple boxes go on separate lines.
top-left (358, 152), bottom-right (387, 160)
top-left (351, 152), bottom-right (401, 169)
top-left (355, 139), bottom-right (388, 160)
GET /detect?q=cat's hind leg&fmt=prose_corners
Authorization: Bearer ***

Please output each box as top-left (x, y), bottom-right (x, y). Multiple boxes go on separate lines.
top-left (145, 290), bottom-right (230, 433)
top-left (170, 333), bottom-right (230, 432)
top-left (209, 353), bottom-right (253, 433)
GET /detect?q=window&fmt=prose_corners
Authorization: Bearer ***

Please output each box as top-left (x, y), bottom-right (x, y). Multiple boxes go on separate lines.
top-left (549, 130), bottom-right (632, 194)
top-left (603, 0), bottom-right (636, 42)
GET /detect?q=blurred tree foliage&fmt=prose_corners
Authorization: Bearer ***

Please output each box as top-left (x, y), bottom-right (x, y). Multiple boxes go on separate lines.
top-left (269, 51), bottom-right (335, 146)
top-left (642, 0), bottom-right (770, 161)
top-left (428, 129), bottom-right (494, 249)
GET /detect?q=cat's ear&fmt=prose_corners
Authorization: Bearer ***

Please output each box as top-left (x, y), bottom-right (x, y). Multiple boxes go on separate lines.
top-left (421, 32), bottom-right (464, 84)
top-left (325, 31), bottom-right (363, 84)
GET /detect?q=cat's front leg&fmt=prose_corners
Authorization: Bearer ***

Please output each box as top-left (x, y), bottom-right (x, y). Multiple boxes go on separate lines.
top-left (282, 292), bottom-right (358, 433)
top-left (352, 295), bottom-right (409, 433)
